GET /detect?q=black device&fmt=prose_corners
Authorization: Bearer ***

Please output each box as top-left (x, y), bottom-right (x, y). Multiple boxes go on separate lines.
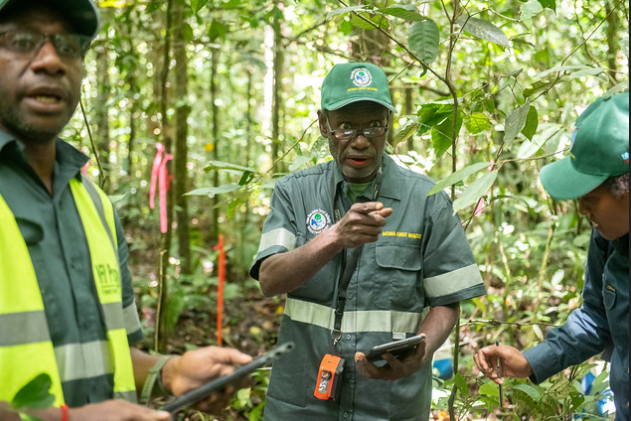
top-left (365, 333), bottom-right (426, 362)
top-left (160, 341), bottom-right (295, 414)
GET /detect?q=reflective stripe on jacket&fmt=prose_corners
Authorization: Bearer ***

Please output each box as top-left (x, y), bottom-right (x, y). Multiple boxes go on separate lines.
top-left (0, 177), bottom-right (137, 405)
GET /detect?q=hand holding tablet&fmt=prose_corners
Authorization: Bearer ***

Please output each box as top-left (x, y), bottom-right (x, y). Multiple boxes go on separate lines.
top-left (365, 334), bottom-right (426, 362)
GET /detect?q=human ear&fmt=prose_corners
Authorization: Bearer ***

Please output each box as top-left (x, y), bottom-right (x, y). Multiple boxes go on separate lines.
top-left (317, 110), bottom-right (328, 137)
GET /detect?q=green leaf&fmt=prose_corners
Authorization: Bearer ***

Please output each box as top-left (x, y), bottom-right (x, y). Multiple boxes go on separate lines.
top-left (221, 0), bottom-right (243, 9)
top-left (238, 171), bottom-right (255, 186)
top-left (534, 64), bottom-right (603, 80)
top-left (431, 111), bottom-right (462, 157)
top-left (11, 373), bottom-right (55, 410)
top-left (190, 0), bottom-right (210, 13)
top-left (471, 296), bottom-right (487, 313)
top-left (289, 156), bottom-right (312, 172)
top-left (478, 381), bottom-right (500, 397)
top-left (186, 184), bottom-right (242, 196)
top-left (516, 139), bottom-right (540, 159)
top-left (204, 160), bottom-right (256, 173)
top-left (604, 80), bottom-right (629, 96)
top-left (417, 103), bottom-right (453, 134)
top-left (108, 194), bottom-right (125, 204)
top-left (182, 23), bottom-right (194, 42)
top-left (392, 121), bottom-right (419, 149)
top-left (209, 20), bottom-right (227, 41)
top-left (521, 0), bottom-right (544, 21)
top-left (521, 106), bottom-right (538, 140)
top-left (504, 102), bottom-right (531, 143)
top-left (452, 170), bottom-right (498, 215)
top-left (350, 13), bottom-right (378, 30)
top-left (340, 20), bottom-right (353, 35)
top-left (464, 112), bottom-right (491, 134)
top-left (523, 80), bottom-right (551, 97)
top-left (454, 372), bottom-right (469, 397)
top-left (513, 384), bottom-right (543, 402)
top-left (408, 18), bottom-right (440, 65)
top-left (457, 16), bottom-right (510, 49)
top-left (538, 0), bottom-right (556, 12)
top-left (548, 377), bottom-right (572, 400)
top-left (380, 5), bottom-right (425, 22)
top-left (428, 162), bottom-right (492, 196)
top-left (568, 67), bottom-right (606, 79)
top-left (327, 5), bottom-right (369, 20)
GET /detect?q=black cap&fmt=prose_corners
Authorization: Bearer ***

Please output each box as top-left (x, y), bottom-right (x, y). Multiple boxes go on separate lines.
top-left (0, 0), bottom-right (99, 39)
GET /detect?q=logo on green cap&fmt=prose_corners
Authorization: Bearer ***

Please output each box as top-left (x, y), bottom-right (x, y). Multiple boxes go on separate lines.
top-left (351, 68), bottom-right (372, 87)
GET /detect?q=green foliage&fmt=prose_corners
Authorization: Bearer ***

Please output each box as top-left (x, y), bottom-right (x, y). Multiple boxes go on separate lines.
top-left (457, 16), bottom-right (510, 49)
top-left (7, 373), bottom-right (55, 421)
top-left (64, 0), bottom-right (629, 418)
top-left (408, 18), bottom-right (440, 65)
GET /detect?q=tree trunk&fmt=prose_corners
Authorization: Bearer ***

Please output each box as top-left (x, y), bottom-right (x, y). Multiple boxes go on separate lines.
top-left (173, 1), bottom-right (192, 275)
top-left (405, 88), bottom-right (414, 152)
top-left (241, 68), bottom-right (254, 269)
top-left (271, 2), bottom-right (284, 173)
top-left (95, 43), bottom-right (111, 191)
top-left (209, 48), bottom-right (220, 243)
top-left (124, 11), bottom-right (137, 183)
top-left (156, 0), bottom-right (174, 354)
top-left (605, 0), bottom-right (619, 86)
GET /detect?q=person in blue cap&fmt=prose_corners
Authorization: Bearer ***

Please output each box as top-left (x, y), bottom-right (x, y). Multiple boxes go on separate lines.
top-left (474, 93), bottom-right (629, 420)
top-left (0, 1), bottom-right (252, 420)
top-left (250, 62), bottom-right (487, 420)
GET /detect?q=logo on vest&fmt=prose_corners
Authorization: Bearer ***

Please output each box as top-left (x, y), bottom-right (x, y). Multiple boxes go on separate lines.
top-left (306, 209), bottom-right (331, 235)
top-left (96, 263), bottom-right (121, 297)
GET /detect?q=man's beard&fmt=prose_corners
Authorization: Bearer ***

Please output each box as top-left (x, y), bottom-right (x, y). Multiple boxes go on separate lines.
top-left (0, 106), bottom-right (68, 145)
top-left (0, 89), bottom-right (74, 144)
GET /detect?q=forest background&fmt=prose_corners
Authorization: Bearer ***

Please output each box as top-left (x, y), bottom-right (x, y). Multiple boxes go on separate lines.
top-left (55, 0), bottom-right (629, 419)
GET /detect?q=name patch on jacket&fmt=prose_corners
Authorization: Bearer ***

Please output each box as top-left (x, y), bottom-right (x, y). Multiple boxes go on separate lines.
top-left (382, 231), bottom-right (422, 239)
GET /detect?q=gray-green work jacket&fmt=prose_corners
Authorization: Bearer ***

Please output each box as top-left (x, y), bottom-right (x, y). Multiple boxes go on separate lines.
top-left (250, 154), bottom-right (486, 421)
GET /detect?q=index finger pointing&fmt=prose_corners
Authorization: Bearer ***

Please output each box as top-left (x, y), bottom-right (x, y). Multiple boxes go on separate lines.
top-left (359, 202), bottom-right (383, 213)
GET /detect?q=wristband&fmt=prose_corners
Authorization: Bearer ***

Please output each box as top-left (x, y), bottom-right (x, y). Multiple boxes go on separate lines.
top-left (61, 404), bottom-right (69, 421)
top-left (140, 355), bottom-right (174, 405)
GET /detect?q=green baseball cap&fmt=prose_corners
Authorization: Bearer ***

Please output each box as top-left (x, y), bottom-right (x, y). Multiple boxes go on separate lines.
top-left (0, 0), bottom-right (99, 39)
top-left (540, 93), bottom-right (629, 200)
top-left (321, 62), bottom-right (396, 112)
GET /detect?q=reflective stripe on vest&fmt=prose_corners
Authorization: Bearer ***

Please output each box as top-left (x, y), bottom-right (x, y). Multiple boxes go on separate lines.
top-left (0, 178), bottom-right (136, 404)
top-left (284, 297), bottom-right (424, 334)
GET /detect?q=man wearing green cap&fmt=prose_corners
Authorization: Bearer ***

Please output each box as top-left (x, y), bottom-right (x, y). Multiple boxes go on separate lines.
top-left (474, 93), bottom-right (629, 420)
top-left (250, 62), bottom-right (486, 420)
top-left (0, 1), bottom-right (252, 420)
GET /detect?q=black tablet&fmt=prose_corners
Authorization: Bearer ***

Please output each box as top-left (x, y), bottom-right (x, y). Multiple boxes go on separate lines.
top-left (160, 341), bottom-right (295, 414)
top-left (365, 334), bottom-right (426, 362)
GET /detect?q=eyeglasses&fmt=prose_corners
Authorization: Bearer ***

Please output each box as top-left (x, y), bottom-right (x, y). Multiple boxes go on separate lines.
top-left (0, 30), bottom-right (90, 59)
top-left (326, 116), bottom-right (388, 141)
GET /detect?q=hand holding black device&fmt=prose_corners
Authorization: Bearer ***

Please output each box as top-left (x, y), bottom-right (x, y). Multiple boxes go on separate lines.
top-left (160, 341), bottom-right (295, 414)
top-left (365, 333), bottom-right (426, 362)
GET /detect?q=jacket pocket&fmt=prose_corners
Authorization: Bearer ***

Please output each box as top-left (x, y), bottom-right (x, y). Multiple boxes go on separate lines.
top-left (372, 243), bottom-right (422, 310)
top-left (603, 284), bottom-right (617, 310)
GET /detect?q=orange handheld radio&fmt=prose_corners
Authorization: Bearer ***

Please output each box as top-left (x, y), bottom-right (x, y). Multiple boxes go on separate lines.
top-left (314, 354), bottom-right (344, 400)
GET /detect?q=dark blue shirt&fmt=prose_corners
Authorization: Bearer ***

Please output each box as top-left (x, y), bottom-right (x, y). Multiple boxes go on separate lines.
top-left (523, 230), bottom-right (629, 420)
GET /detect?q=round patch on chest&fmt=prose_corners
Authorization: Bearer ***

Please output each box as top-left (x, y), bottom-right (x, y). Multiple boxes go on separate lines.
top-left (306, 209), bottom-right (331, 234)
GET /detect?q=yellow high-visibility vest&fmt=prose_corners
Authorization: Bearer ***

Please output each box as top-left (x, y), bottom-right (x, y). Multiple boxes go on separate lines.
top-left (0, 177), bottom-right (137, 405)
